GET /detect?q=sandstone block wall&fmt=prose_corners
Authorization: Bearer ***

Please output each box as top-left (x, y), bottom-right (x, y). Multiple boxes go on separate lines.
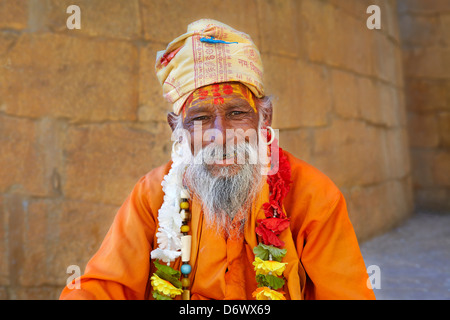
top-left (398, 0), bottom-right (450, 212)
top-left (0, 0), bottom-right (445, 299)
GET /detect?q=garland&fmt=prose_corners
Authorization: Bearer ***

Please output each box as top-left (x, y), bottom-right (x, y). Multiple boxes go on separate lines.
top-left (150, 138), bottom-right (292, 300)
top-left (252, 141), bottom-right (291, 300)
top-left (150, 137), bottom-right (192, 300)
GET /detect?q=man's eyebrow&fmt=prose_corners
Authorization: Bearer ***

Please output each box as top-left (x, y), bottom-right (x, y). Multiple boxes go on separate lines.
top-left (222, 98), bottom-right (254, 110)
top-left (187, 105), bottom-right (212, 114)
top-left (187, 98), bottom-right (254, 115)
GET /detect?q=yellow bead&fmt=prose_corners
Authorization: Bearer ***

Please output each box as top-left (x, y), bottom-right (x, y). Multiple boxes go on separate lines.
top-left (181, 277), bottom-right (190, 288)
top-left (180, 201), bottom-right (190, 210)
top-left (181, 225), bottom-right (190, 233)
top-left (182, 289), bottom-right (190, 300)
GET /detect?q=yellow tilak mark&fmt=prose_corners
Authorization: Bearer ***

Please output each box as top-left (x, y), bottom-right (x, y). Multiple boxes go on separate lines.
top-left (182, 83), bottom-right (257, 118)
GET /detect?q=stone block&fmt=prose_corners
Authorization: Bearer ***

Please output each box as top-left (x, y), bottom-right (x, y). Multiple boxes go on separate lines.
top-left (0, 33), bottom-right (138, 122)
top-left (141, 0), bottom-right (260, 48)
top-left (0, 195), bottom-right (8, 286)
top-left (402, 46), bottom-right (447, 79)
top-left (372, 32), bottom-right (398, 84)
top-left (383, 127), bottom-right (412, 180)
top-left (294, 60), bottom-right (332, 128)
top-left (346, 177), bottom-right (413, 242)
top-left (139, 42), bottom-right (171, 123)
top-left (257, 0), bottom-right (302, 57)
top-left (300, 0), bottom-right (335, 64)
top-left (357, 77), bottom-right (383, 125)
top-left (415, 188), bottom-right (450, 212)
top-left (302, 1), bottom-right (374, 75)
top-left (63, 122), bottom-right (172, 206)
top-left (437, 112), bottom-right (450, 147)
top-left (357, 80), bottom-right (403, 128)
top-left (262, 54), bottom-right (301, 129)
top-left (404, 78), bottom-right (450, 113)
top-left (398, 13), bottom-right (442, 47)
top-left (9, 286), bottom-right (61, 300)
top-left (379, 84), bottom-right (401, 127)
top-left (278, 128), bottom-right (313, 164)
top-left (51, 200), bottom-right (119, 285)
top-left (378, 0), bottom-right (401, 43)
top-left (0, 115), bottom-right (48, 196)
top-left (9, 198), bottom-right (120, 287)
top-left (18, 199), bottom-right (47, 287)
top-left (331, 70), bottom-right (360, 119)
top-left (0, 287), bottom-right (7, 299)
top-left (410, 149), bottom-right (436, 188)
top-left (328, 0), bottom-right (371, 19)
top-left (433, 151), bottom-right (450, 187)
top-left (312, 119), bottom-right (387, 188)
top-left (0, 0), bottom-right (28, 30)
top-left (440, 14), bottom-right (450, 47)
top-left (339, 12), bottom-right (374, 76)
top-left (407, 113), bottom-right (440, 148)
top-left (2, 194), bottom-right (26, 289)
top-left (35, 199), bottom-right (119, 286)
top-left (397, 0), bottom-right (450, 14)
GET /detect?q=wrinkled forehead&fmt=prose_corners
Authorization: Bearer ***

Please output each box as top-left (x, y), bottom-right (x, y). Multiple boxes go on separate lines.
top-left (182, 82), bottom-right (257, 118)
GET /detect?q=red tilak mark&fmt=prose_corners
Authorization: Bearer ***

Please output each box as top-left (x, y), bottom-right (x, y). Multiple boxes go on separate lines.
top-left (198, 89), bottom-right (209, 100)
top-left (212, 84), bottom-right (222, 97)
top-left (213, 97), bottom-right (225, 104)
top-left (223, 84), bottom-right (234, 95)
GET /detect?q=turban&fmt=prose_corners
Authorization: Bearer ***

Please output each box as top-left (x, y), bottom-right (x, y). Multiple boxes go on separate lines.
top-left (155, 19), bottom-right (265, 115)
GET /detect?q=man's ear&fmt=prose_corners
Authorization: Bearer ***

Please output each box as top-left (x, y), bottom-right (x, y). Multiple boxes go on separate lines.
top-left (167, 112), bottom-right (178, 132)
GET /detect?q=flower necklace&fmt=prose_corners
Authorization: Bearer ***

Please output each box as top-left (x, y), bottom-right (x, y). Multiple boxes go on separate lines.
top-left (150, 138), bottom-right (193, 300)
top-left (150, 138), bottom-right (291, 300)
top-left (252, 139), bottom-right (291, 300)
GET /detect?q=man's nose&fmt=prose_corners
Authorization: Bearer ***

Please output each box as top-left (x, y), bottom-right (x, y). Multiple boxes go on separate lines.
top-left (212, 115), bottom-right (227, 140)
top-left (205, 115), bottom-right (232, 147)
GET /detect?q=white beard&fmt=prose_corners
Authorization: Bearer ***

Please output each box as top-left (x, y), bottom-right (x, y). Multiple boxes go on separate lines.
top-left (184, 141), bottom-right (264, 237)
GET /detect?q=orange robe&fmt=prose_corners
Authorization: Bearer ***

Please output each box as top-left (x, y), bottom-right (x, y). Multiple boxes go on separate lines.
top-left (60, 151), bottom-right (375, 300)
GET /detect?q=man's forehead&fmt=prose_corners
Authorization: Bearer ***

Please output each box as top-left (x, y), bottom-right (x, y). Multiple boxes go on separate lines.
top-left (182, 82), bottom-right (257, 117)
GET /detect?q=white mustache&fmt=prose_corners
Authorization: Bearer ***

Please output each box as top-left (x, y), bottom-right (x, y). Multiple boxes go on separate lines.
top-left (197, 141), bottom-right (257, 165)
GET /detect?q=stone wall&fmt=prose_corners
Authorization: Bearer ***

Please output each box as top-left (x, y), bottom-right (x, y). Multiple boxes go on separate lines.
top-left (398, 0), bottom-right (450, 212)
top-left (0, 0), bottom-right (426, 299)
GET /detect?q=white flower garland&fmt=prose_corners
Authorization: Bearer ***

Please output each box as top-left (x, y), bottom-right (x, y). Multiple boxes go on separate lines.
top-left (150, 137), bottom-right (191, 264)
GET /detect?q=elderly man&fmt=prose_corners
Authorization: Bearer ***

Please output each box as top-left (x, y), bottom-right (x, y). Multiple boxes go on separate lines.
top-left (60, 19), bottom-right (375, 300)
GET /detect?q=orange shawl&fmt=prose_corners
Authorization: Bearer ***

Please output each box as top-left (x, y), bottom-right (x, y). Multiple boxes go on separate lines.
top-left (60, 151), bottom-right (375, 300)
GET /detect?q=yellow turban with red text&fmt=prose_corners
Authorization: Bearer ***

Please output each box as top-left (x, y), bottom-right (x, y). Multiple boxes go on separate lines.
top-left (155, 19), bottom-right (265, 115)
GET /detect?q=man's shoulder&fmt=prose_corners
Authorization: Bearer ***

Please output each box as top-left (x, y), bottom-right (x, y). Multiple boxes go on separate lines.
top-left (133, 160), bottom-right (172, 195)
top-left (142, 160), bottom-right (172, 182)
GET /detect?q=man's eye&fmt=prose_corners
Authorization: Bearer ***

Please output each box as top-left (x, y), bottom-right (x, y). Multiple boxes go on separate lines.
top-left (230, 111), bottom-right (246, 116)
top-left (192, 116), bottom-right (209, 121)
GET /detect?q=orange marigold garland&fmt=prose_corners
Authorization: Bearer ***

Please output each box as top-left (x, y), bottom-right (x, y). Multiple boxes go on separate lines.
top-left (253, 139), bottom-right (292, 300)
